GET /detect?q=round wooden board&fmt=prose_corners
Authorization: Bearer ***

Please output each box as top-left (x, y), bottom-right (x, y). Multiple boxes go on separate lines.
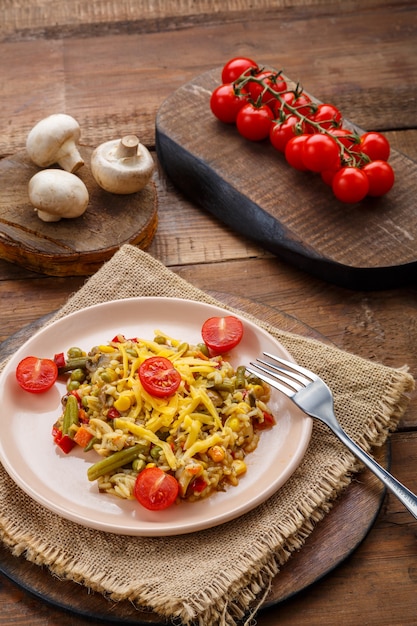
top-left (0, 146), bottom-right (158, 276)
top-left (0, 296), bottom-right (387, 625)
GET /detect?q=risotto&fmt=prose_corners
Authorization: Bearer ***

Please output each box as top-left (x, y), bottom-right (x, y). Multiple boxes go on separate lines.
top-left (53, 330), bottom-right (275, 509)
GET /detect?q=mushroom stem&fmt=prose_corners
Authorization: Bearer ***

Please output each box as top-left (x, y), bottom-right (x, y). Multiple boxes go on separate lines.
top-left (116, 135), bottom-right (140, 159)
top-left (55, 138), bottom-right (84, 173)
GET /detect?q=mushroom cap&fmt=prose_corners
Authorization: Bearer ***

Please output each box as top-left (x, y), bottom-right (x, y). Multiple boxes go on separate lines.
top-left (90, 137), bottom-right (155, 194)
top-left (28, 169), bottom-right (89, 221)
top-left (26, 114), bottom-right (84, 172)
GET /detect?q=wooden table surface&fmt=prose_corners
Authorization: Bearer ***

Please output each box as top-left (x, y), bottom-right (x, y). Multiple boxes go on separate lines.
top-left (1, 1), bottom-right (416, 624)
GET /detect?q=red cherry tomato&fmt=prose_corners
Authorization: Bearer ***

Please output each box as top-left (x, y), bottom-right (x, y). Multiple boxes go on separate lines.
top-left (321, 166), bottom-right (340, 186)
top-left (221, 57), bottom-right (258, 84)
top-left (138, 356), bottom-right (181, 398)
top-left (134, 467), bottom-right (179, 511)
top-left (309, 103), bottom-right (342, 131)
top-left (247, 70), bottom-right (287, 106)
top-left (354, 131), bottom-right (390, 162)
top-left (269, 115), bottom-right (302, 153)
top-left (210, 83), bottom-right (248, 124)
top-left (302, 134), bottom-right (341, 172)
top-left (362, 160), bottom-right (395, 197)
top-left (281, 92), bottom-right (314, 117)
top-left (332, 167), bottom-right (369, 203)
top-left (285, 135), bottom-right (309, 171)
top-left (328, 128), bottom-right (359, 150)
top-left (16, 356), bottom-right (58, 393)
top-left (201, 316), bottom-right (244, 355)
top-left (236, 102), bottom-right (274, 141)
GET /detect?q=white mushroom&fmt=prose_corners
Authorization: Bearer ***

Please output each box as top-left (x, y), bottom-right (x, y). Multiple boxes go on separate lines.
top-left (26, 114), bottom-right (84, 173)
top-left (28, 170), bottom-right (89, 222)
top-left (90, 135), bottom-right (155, 194)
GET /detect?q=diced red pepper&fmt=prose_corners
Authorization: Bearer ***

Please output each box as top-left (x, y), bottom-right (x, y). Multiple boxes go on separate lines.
top-left (54, 352), bottom-right (66, 368)
top-left (52, 425), bottom-right (76, 454)
top-left (190, 476), bottom-right (208, 493)
top-left (254, 411), bottom-right (276, 430)
top-left (107, 407), bottom-right (121, 420)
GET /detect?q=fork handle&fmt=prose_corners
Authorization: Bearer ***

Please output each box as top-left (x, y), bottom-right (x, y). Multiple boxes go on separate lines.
top-left (332, 424), bottom-right (417, 520)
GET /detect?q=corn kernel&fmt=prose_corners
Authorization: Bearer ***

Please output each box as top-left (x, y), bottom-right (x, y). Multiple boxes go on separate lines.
top-left (208, 445), bottom-right (225, 463)
top-left (228, 417), bottom-right (241, 432)
top-left (114, 393), bottom-right (132, 412)
top-left (232, 459), bottom-right (247, 476)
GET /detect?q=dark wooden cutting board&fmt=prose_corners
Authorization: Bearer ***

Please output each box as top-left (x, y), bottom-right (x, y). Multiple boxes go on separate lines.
top-left (0, 146), bottom-right (158, 276)
top-left (155, 68), bottom-right (417, 290)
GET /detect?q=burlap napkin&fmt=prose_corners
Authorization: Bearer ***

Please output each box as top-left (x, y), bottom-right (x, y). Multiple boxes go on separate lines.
top-left (0, 245), bottom-right (414, 625)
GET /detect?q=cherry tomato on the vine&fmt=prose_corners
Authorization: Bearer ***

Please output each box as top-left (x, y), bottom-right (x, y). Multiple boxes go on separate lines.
top-left (328, 128), bottom-right (359, 150)
top-left (321, 167), bottom-right (340, 186)
top-left (236, 102), bottom-right (274, 141)
top-left (210, 83), bottom-right (248, 124)
top-left (247, 71), bottom-right (287, 106)
top-left (16, 356), bottom-right (58, 393)
top-left (332, 167), bottom-right (369, 203)
top-left (201, 315), bottom-right (244, 355)
top-left (221, 57), bottom-right (258, 84)
top-left (134, 467), bottom-right (179, 511)
top-left (138, 356), bottom-right (181, 398)
top-left (285, 135), bottom-right (310, 171)
top-left (309, 103), bottom-right (342, 131)
top-left (362, 160), bottom-right (395, 197)
top-left (269, 115), bottom-right (302, 152)
top-left (302, 134), bottom-right (341, 172)
top-left (354, 131), bottom-right (390, 162)
top-left (281, 92), bottom-right (314, 117)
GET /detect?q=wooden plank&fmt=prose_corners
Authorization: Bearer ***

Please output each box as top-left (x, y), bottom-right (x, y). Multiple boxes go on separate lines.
top-left (1, 4), bottom-right (416, 156)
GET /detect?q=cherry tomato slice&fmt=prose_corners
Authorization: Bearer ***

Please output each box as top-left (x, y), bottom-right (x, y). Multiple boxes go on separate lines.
top-left (16, 356), bottom-right (58, 393)
top-left (138, 356), bottom-right (181, 398)
top-left (201, 316), bottom-right (244, 355)
top-left (134, 467), bottom-right (179, 511)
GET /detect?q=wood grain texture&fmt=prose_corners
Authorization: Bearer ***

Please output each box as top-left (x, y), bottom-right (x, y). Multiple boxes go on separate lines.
top-left (0, 147), bottom-right (158, 275)
top-left (1, 1), bottom-right (416, 624)
top-left (1, 4), bottom-right (416, 156)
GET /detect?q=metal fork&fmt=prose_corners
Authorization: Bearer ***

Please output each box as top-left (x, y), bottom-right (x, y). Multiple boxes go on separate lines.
top-left (247, 352), bottom-right (417, 520)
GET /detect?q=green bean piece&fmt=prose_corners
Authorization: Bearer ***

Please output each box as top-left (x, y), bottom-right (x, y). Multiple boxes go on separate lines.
top-left (235, 366), bottom-right (247, 389)
top-left (213, 379), bottom-right (235, 393)
top-left (247, 373), bottom-right (262, 385)
top-left (87, 444), bottom-right (147, 482)
top-left (58, 356), bottom-right (88, 374)
top-left (83, 436), bottom-right (98, 452)
top-left (62, 395), bottom-right (79, 436)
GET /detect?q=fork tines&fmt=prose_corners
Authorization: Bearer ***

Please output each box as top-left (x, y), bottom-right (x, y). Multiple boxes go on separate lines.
top-left (246, 352), bottom-right (314, 397)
